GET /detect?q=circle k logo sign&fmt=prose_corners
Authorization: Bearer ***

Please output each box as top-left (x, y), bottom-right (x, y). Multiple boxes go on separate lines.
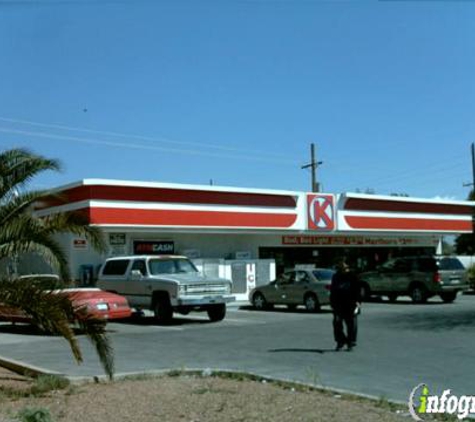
top-left (307, 194), bottom-right (336, 231)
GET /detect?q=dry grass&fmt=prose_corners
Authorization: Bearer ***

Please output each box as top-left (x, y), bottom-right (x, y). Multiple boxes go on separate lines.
top-left (0, 366), bottom-right (451, 422)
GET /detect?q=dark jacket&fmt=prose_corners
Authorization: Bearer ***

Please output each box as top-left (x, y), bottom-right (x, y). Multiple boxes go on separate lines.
top-left (330, 270), bottom-right (361, 312)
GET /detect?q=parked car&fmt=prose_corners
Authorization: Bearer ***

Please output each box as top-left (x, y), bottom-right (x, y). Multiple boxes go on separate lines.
top-left (249, 268), bottom-right (334, 312)
top-left (0, 274), bottom-right (132, 324)
top-left (97, 255), bottom-right (235, 323)
top-left (358, 256), bottom-right (469, 303)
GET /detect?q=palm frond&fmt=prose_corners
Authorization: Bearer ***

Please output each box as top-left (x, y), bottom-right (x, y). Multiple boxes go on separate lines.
top-left (0, 148), bottom-right (61, 198)
top-left (0, 278), bottom-right (82, 363)
top-left (76, 314), bottom-right (115, 380)
top-left (0, 189), bottom-right (51, 225)
top-left (41, 212), bottom-right (107, 254)
top-left (0, 214), bottom-right (70, 279)
top-left (0, 278), bottom-right (116, 378)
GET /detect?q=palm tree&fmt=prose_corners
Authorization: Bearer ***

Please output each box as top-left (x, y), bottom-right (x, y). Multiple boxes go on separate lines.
top-left (0, 148), bottom-right (114, 378)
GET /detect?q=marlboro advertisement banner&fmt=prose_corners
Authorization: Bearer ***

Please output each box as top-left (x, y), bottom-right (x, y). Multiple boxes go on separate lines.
top-left (282, 235), bottom-right (438, 247)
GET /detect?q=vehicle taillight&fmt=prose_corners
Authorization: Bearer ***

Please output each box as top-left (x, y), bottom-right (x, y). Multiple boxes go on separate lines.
top-left (433, 272), bottom-right (441, 283)
top-left (324, 284), bottom-right (331, 291)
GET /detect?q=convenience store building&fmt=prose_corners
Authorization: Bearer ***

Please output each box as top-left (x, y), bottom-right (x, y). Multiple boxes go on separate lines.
top-left (34, 179), bottom-right (474, 298)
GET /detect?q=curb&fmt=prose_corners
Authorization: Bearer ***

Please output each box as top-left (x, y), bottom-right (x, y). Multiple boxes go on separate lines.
top-left (39, 365), bottom-right (410, 409)
top-left (69, 368), bottom-right (411, 418)
top-left (0, 355), bottom-right (407, 406)
top-left (0, 358), bottom-right (411, 415)
top-left (0, 355), bottom-right (63, 378)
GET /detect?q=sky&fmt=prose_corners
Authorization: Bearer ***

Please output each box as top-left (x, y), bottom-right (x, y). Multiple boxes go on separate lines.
top-left (1, 0), bottom-right (475, 200)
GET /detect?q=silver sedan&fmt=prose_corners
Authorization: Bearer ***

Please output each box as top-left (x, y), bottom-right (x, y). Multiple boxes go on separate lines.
top-left (249, 268), bottom-right (334, 312)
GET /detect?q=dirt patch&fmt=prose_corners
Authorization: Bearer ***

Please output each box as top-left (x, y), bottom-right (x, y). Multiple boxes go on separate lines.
top-left (0, 368), bottom-right (414, 422)
top-left (0, 367), bottom-right (32, 394)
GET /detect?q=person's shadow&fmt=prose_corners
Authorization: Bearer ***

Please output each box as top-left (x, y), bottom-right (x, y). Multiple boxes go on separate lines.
top-left (268, 348), bottom-right (337, 354)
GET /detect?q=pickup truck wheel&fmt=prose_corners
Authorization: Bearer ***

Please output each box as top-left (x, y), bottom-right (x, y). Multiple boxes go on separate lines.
top-left (440, 291), bottom-right (457, 303)
top-left (153, 296), bottom-right (173, 323)
top-left (207, 304), bottom-right (226, 322)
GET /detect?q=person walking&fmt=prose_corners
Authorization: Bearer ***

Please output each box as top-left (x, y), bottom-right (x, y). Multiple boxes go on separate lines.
top-left (330, 259), bottom-right (361, 351)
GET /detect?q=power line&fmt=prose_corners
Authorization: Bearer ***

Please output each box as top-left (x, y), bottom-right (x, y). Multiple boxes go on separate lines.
top-left (339, 154), bottom-right (468, 190)
top-left (0, 116), bottom-right (294, 160)
top-left (0, 126), bottom-right (299, 165)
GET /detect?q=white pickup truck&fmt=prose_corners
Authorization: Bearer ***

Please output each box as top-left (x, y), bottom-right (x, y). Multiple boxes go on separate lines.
top-left (97, 255), bottom-right (235, 323)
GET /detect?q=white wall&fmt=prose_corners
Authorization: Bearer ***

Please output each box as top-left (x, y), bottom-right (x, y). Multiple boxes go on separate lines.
top-left (57, 231), bottom-right (282, 282)
top-left (13, 229), bottom-right (443, 283)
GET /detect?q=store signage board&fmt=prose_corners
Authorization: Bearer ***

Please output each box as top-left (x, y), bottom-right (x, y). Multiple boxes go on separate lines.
top-left (109, 233), bottom-right (126, 246)
top-left (133, 240), bottom-right (175, 255)
top-left (307, 194), bottom-right (336, 231)
top-left (282, 235), bottom-right (438, 247)
top-left (73, 238), bottom-right (88, 250)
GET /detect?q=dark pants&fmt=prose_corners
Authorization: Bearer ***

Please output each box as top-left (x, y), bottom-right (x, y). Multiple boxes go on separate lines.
top-left (333, 308), bottom-right (358, 347)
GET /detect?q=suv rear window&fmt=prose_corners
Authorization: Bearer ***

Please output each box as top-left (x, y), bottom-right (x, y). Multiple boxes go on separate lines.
top-left (438, 258), bottom-right (465, 271)
top-left (102, 259), bottom-right (130, 275)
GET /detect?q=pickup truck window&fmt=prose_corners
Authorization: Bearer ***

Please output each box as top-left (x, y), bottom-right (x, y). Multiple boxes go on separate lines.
top-left (131, 260), bottom-right (147, 276)
top-left (149, 258), bottom-right (198, 275)
top-left (102, 259), bottom-right (130, 276)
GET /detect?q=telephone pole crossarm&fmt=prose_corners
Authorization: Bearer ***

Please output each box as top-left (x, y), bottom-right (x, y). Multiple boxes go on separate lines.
top-left (301, 143), bottom-right (323, 192)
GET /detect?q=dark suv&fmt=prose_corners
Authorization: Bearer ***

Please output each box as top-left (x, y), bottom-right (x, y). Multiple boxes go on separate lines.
top-left (359, 256), bottom-right (469, 303)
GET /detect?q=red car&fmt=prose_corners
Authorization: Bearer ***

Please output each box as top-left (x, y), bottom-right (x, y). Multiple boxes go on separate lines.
top-left (0, 275), bottom-right (132, 323)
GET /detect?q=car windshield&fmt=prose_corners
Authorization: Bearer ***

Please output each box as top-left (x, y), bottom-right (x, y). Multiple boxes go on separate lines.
top-left (148, 258), bottom-right (198, 275)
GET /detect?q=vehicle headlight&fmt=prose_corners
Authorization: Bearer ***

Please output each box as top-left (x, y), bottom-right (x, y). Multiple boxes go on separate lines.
top-left (226, 283), bottom-right (231, 294)
top-left (178, 285), bottom-right (188, 295)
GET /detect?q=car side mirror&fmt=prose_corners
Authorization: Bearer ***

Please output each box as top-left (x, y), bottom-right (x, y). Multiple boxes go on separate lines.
top-left (130, 270), bottom-right (143, 279)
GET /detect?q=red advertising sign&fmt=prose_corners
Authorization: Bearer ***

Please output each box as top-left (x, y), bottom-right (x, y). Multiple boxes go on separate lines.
top-left (307, 194), bottom-right (336, 231)
top-left (73, 239), bottom-right (88, 250)
top-left (133, 240), bottom-right (174, 255)
top-left (282, 235), bottom-right (438, 247)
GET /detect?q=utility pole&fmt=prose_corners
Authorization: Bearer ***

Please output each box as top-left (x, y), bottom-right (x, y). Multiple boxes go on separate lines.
top-left (463, 142), bottom-right (475, 192)
top-left (462, 143), bottom-right (475, 237)
top-left (471, 142), bottom-right (475, 190)
top-left (469, 142), bottom-right (475, 239)
top-left (301, 143), bottom-right (323, 192)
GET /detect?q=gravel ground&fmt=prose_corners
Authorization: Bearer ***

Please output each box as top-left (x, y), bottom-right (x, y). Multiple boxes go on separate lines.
top-left (0, 367), bottom-right (417, 422)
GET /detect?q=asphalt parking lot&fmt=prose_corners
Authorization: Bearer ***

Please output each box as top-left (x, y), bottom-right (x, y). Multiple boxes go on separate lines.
top-left (1, 293), bottom-right (475, 403)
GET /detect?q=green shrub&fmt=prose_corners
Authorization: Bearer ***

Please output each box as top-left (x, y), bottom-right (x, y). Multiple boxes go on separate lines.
top-left (16, 407), bottom-right (53, 422)
top-left (31, 375), bottom-right (69, 395)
